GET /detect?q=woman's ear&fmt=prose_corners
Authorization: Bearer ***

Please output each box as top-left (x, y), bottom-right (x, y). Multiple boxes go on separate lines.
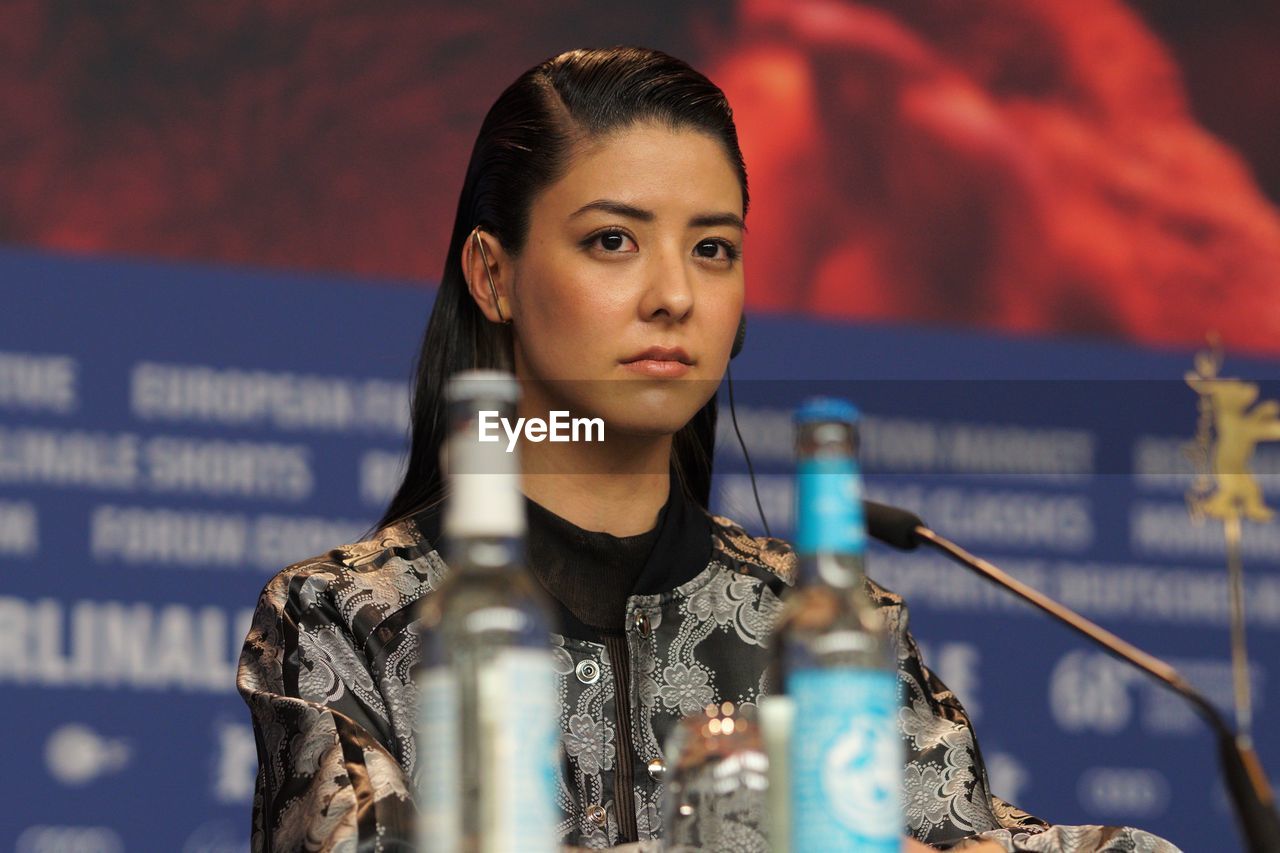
top-left (462, 228), bottom-right (513, 324)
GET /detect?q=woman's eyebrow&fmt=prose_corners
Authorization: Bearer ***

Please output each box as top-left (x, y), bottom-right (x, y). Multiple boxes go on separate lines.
top-left (569, 199), bottom-right (745, 231)
top-left (688, 212), bottom-right (745, 231)
top-left (570, 199), bottom-right (654, 221)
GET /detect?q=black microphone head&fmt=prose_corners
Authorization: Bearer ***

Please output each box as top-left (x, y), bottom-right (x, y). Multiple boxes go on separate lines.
top-left (863, 500), bottom-right (924, 550)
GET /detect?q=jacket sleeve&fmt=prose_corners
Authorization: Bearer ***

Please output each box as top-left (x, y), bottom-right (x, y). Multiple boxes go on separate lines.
top-left (872, 579), bottom-right (1183, 852)
top-left (237, 556), bottom-right (419, 852)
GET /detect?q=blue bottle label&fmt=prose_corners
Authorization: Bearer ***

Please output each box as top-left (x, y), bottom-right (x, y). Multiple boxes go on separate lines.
top-left (418, 667), bottom-right (461, 849)
top-left (477, 649), bottom-right (561, 852)
top-left (787, 668), bottom-right (902, 852)
top-left (418, 650), bottom-right (560, 853)
top-left (796, 456), bottom-right (866, 555)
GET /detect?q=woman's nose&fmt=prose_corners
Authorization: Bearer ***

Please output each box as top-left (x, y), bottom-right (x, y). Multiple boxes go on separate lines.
top-left (641, 244), bottom-right (695, 321)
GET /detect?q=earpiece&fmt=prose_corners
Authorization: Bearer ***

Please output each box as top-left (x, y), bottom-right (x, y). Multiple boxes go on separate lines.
top-left (723, 311), bottom-right (769, 535)
top-left (724, 353), bottom-right (770, 537)
top-left (471, 226), bottom-right (510, 324)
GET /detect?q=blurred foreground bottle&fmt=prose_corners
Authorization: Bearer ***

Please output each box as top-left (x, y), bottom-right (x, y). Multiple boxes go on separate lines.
top-left (762, 398), bottom-right (902, 852)
top-left (661, 701), bottom-right (771, 851)
top-left (416, 370), bottom-right (560, 853)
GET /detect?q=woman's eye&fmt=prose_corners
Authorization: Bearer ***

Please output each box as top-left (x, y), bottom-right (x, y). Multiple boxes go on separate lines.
top-left (588, 230), bottom-right (637, 253)
top-left (694, 239), bottom-right (738, 262)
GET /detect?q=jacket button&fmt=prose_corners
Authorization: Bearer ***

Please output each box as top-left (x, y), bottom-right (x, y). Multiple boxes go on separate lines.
top-left (586, 803), bottom-right (607, 827)
top-left (574, 659), bottom-right (600, 685)
top-left (647, 757), bottom-right (666, 781)
top-left (632, 610), bottom-right (650, 637)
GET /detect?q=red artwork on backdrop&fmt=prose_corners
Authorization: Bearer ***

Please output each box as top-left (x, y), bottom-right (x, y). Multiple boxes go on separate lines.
top-left (712, 0), bottom-right (1280, 351)
top-left (3, 0), bottom-right (1279, 352)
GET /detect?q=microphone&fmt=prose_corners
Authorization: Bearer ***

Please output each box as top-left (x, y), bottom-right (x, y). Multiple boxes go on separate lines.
top-left (863, 500), bottom-right (924, 552)
top-left (861, 499), bottom-right (1280, 853)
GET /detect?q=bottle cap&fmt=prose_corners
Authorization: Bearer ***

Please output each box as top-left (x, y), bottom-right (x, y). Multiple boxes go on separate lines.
top-left (793, 397), bottom-right (860, 425)
top-left (443, 370), bottom-right (525, 539)
top-left (444, 369), bottom-right (520, 405)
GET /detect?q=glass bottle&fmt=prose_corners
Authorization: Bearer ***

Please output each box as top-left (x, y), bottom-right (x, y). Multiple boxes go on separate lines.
top-left (661, 701), bottom-right (771, 852)
top-left (416, 370), bottom-right (560, 853)
top-left (764, 397), bottom-right (902, 852)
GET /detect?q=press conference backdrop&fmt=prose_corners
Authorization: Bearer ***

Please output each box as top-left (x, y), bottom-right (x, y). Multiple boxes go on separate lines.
top-left (2, 247), bottom-right (1278, 852)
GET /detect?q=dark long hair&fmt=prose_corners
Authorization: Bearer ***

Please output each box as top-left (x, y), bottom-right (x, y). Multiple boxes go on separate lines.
top-left (377, 46), bottom-right (749, 531)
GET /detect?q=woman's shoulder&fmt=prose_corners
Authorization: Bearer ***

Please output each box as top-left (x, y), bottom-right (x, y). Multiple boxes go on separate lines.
top-left (274, 514), bottom-right (433, 576)
top-left (251, 514), bottom-right (446, 628)
top-left (705, 513), bottom-right (907, 610)
top-left (707, 512), bottom-right (798, 585)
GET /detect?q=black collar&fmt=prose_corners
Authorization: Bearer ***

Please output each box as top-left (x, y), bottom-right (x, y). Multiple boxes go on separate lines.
top-left (410, 469), bottom-right (712, 641)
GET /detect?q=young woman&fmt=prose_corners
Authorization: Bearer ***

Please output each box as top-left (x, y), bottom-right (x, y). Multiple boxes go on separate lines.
top-left (237, 47), bottom-right (1178, 852)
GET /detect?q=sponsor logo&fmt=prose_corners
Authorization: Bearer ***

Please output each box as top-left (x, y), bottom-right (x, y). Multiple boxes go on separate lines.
top-left (182, 819), bottom-right (248, 853)
top-left (1078, 767), bottom-right (1170, 817)
top-left (45, 724), bottom-right (130, 786)
top-left (985, 752), bottom-right (1030, 807)
top-left (213, 721), bottom-right (257, 804)
top-left (1050, 651), bottom-right (1138, 733)
top-left (0, 597), bottom-right (251, 690)
top-left (15, 825), bottom-right (123, 853)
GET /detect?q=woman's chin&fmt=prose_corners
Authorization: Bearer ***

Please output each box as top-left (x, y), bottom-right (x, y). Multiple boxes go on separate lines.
top-left (621, 375), bottom-right (716, 405)
top-left (525, 375), bottom-right (715, 439)
top-left (597, 406), bottom-right (704, 439)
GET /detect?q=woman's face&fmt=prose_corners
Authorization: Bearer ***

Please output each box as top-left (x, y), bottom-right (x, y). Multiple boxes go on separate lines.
top-left (507, 121), bottom-right (746, 438)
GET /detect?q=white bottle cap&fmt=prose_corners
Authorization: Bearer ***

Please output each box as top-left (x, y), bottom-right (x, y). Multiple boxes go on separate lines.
top-left (443, 370), bottom-right (525, 539)
top-left (444, 369), bottom-right (520, 407)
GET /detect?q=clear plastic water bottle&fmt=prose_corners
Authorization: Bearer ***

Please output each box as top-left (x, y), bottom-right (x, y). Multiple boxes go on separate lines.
top-left (766, 397), bottom-right (902, 852)
top-left (416, 370), bottom-right (560, 853)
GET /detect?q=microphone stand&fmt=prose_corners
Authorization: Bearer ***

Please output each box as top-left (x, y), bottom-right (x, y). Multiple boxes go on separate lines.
top-left (868, 503), bottom-right (1280, 852)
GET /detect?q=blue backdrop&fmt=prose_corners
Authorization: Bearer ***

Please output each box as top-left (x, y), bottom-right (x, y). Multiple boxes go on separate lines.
top-left (2, 247), bottom-right (1275, 851)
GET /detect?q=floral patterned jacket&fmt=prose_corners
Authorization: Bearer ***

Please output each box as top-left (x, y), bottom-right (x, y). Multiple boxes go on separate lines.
top-left (236, 507), bottom-right (1181, 852)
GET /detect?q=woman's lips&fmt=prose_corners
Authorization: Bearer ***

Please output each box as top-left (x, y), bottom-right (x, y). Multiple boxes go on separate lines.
top-left (620, 345), bottom-right (694, 378)
top-left (620, 359), bottom-right (692, 378)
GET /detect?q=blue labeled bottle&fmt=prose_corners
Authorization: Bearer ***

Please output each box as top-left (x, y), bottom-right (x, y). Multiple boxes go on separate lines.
top-left (774, 398), bottom-right (902, 852)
